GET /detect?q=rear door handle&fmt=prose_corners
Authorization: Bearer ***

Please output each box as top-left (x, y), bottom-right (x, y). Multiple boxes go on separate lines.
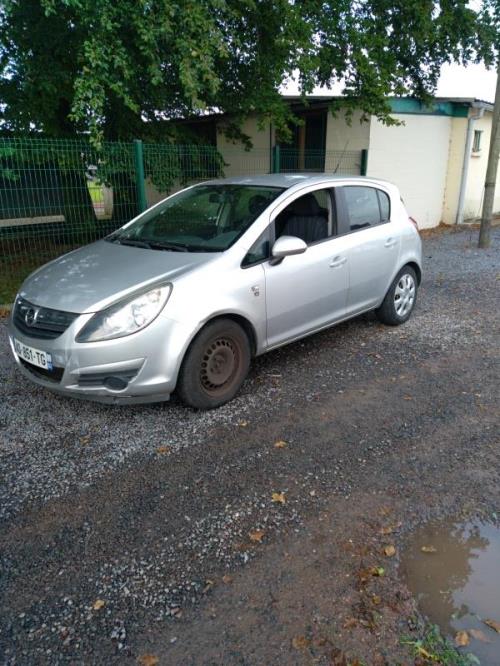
top-left (384, 238), bottom-right (397, 248)
top-left (329, 256), bottom-right (346, 268)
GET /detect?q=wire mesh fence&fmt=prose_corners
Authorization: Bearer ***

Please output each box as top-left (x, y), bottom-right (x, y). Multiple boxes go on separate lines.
top-left (0, 136), bottom-right (365, 302)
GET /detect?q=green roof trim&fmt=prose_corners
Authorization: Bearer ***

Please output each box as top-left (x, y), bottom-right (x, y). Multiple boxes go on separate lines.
top-left (389, 98), bottom-right (469, 117)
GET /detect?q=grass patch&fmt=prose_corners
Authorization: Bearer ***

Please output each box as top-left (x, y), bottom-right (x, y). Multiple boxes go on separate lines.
top-left (402, 624), bottom-right (480, 665)
top-left (87, 181), bottom-right (104, 204)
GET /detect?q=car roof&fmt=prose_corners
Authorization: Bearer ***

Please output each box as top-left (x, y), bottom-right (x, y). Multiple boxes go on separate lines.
top-left (203, 173), bottom-right (393, 189)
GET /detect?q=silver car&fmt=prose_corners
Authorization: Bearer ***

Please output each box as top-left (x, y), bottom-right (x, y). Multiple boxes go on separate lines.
top-left (8, 174), bottom-right (421, 409)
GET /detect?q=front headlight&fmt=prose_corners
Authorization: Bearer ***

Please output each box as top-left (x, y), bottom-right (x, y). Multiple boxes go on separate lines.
top-left (76, 284), bottom-right (172, 343)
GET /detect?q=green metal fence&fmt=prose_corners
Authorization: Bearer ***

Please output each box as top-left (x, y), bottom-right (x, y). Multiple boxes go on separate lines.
top-left (0, 136), bottom-right (365, 303)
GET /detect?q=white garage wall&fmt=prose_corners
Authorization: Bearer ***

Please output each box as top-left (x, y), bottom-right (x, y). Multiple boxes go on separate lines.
top-left (367, 114), bottom-right (451, 229)
top-left (325, 110), bottom-right (370, 152)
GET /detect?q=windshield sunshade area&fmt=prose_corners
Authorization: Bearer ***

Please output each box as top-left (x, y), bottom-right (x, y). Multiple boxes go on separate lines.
top-left (107, 184), bottom-right (285, 252)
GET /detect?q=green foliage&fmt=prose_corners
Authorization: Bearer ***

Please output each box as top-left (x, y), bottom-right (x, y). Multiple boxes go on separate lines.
top-left (402, 624), bottom-right (481, 665)
top-left (0, 1), bottom-right (498, 144)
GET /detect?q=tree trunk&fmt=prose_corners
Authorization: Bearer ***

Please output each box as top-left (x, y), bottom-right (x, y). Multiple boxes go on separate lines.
top-left (478, 60), bottom-right (500, 249)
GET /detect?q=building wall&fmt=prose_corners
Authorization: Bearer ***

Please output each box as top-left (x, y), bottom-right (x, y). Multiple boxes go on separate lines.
top-left (442, 117), bottom-right (467, 225)
top-left (461, 111), bottom-right (500, 221)
top-left (325, 110), bottom-right (370, 152)
top-left (367, 113), bottom-right (452, 229)
top-left (439, 110), bottom-right (500, 225)
top-left (216, 116), bottom-right (272, 177)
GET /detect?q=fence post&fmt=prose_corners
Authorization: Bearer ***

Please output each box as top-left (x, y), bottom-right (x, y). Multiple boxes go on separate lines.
top-left (133, 139), bottom-right (147, 213)
top-left (272, 145), bottom-right (281, 173)
top-left (360, 149), bottom-right (368, 176)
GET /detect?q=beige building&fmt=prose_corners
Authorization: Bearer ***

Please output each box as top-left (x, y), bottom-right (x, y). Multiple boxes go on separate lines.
top-left (186, 96), bottom-right (498, 230)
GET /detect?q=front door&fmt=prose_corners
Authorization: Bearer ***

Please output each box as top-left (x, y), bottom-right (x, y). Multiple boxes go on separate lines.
top-left (263, 188), bottom-right (349, 348)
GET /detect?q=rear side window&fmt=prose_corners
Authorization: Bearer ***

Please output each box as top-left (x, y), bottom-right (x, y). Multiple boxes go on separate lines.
top-left (342, 186), bottom-right (390, 231)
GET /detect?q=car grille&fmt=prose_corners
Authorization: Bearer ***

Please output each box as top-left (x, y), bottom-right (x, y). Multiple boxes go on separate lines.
top-left (19, 358), bottom-right (64, 383)
top-left (13, 298), bottom-right (78, 340)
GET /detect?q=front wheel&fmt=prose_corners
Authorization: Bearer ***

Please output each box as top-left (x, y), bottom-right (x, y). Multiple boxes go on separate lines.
top-left (376, 266), bottom-right (418, 326)
top-left (176, 319), bottom-right (251, 409)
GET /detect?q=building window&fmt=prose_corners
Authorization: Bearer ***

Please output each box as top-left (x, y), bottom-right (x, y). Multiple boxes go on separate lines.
top-left (473, 130), bottom-right (482, 153)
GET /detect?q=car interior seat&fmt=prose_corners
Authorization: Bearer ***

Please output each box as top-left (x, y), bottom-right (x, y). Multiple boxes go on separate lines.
top-left (277, 194), bottom-right (328, 244)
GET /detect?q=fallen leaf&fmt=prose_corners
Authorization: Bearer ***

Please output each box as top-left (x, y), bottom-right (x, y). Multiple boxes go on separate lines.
top-left (403, 395), bottom-right (413, 401)
top-left (370, 566), bottom-right (385, 577)
top-left (470, 629), bottom-right (491, 643)
top-left (455, 630), bottom-right (470, 647)
top-left (137, 656), bottom-right (159, 666)
top-left (343, 617), bottom-right (357, 629)
top-left (222, 574), bottom-right (233, 584)
top-left (80, 435), bottom-right (91, 445)
top-left (92, 599), bottom-right (105, 610)
top-left (156, 445), bottom-right (171, 455)
top-left (249, 529), bottom-right (265, 543)
top-left (272, 492), bottom-right (286, 504)
top-left (384, 545), bottom-right (396, 557)
top-left (483, 619), bottom-right (500, 633)
top-left (274, 440), bottom-right (288, 448)
top-left (202, 579), bottom-right (214, 594)
top-left (237, 420), bottom-right (248, 427)
top-left (421, 545), bottom-right (437, 553)
top-left (372, 595), bottom-right (381, 605)
top-left (379, 521), bottom-right (402, 535)
top-left (291, 635), bottom-right (310, 650)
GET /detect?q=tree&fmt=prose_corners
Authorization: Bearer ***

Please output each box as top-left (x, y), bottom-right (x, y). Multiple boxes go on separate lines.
top-left (0, 1), bottom-right (498, 144)
top-left (478, 62), bottom-right (500, 248)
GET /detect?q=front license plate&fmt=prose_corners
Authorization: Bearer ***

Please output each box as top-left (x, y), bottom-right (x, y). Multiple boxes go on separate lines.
top-left (14, 338), bottom-right (53, 370)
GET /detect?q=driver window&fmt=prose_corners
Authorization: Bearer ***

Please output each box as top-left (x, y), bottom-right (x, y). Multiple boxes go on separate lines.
top-left (274, 189), bottom-right (335, 245)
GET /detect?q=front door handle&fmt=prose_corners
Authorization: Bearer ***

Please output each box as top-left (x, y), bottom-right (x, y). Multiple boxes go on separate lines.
top-left (330, 256), bottom-right (346, 268)
top-left (384, 238), bottom-right (397, 248)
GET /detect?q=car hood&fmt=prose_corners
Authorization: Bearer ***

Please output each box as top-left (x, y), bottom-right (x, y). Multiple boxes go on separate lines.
top-left (19, 240), bottom-right (217, 313)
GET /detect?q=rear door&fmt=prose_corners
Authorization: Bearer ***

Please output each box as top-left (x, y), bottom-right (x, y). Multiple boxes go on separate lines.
top-left (336, 185), bottom-right (401, 314)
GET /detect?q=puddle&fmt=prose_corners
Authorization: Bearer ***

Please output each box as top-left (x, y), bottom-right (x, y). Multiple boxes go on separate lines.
top-left (402, 519), bottom-right (500, 665)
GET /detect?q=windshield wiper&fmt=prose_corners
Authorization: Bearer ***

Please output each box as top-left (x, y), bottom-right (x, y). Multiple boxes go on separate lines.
top-left (146, 240), bottom-right (189, 252)
top-left (108, 237), bottom-right (189, 252)
top-left (111, 238), bottom-right (153, 249)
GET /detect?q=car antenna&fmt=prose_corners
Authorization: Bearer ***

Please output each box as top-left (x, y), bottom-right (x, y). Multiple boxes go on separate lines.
top-left (333, 140), bottom-right (350, 174)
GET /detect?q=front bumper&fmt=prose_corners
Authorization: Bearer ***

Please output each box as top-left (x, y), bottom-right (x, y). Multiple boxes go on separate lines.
top-left (7, 311), bottom-right (194, 404)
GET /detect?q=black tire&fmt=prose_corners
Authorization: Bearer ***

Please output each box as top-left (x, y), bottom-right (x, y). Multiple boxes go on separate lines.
top-left (176, 319), bottom-right (251, 409)
top-left (376, 265), bottom-right (418, 326)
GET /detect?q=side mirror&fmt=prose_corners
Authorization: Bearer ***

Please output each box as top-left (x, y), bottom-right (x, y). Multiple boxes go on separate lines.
top-left (271, 235), bottom-right (307, 263)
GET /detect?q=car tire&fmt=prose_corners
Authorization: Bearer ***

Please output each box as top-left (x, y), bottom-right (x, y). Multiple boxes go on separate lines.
top-left (376, 266), bottom-right (418, 326)
top-left (176, 319), bottom-right (251, 409)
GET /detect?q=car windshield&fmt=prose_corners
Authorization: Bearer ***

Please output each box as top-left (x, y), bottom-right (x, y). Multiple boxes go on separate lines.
top-left (107, 184), bottom-right (284, 252)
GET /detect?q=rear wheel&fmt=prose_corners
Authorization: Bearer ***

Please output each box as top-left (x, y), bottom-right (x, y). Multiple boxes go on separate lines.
top-left (376, 266), bottom-right (418, 326)
top-left (176, 319), bottom-right (251, 409)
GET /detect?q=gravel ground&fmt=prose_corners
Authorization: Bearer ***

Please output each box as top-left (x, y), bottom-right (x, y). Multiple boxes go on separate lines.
top-left (0, 226), bottom-right (499, 665)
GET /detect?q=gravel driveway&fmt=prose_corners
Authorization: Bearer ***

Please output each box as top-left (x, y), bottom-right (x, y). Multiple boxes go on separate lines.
top-left (1, 227), bottom-right (499, 665)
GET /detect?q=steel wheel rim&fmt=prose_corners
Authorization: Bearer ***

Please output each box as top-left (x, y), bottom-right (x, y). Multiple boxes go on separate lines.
top-left (200, 336), bottom-right (241, 395)
top-left (394, 273), bottom-right (415, 317)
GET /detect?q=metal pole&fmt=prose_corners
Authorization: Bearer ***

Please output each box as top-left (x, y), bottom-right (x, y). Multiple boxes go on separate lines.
top-left (478, 60), bottom-right (500, 248)
top-left (272, 144), bottom-right (281, 173)
top-left (360, 149), bottom-right (368, 176)
top-left (456, 108), bottom-right (485, 225)
top-left (133, 139), bottom-right (147, 214)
